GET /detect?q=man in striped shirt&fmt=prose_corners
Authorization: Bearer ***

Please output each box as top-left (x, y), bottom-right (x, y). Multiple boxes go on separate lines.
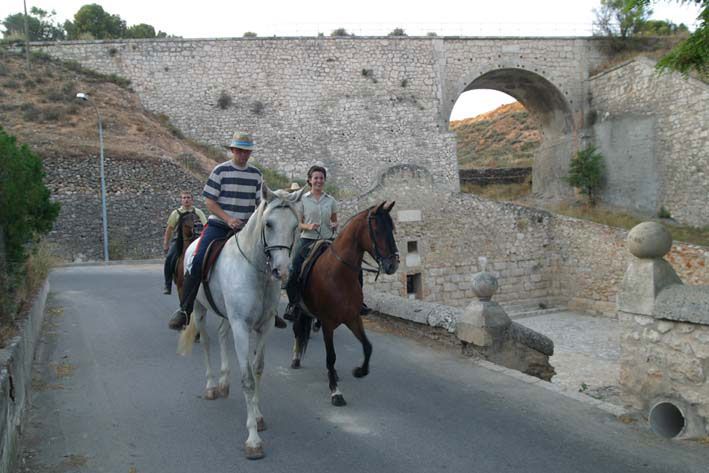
top-left (168, 131), bottom-right (265, 330)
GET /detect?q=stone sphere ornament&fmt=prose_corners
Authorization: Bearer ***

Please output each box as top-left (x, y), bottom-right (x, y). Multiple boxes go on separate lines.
top-left (627, 221), bottom-right (672, 259)
top-left (471, 271), bottom-right (499, 301)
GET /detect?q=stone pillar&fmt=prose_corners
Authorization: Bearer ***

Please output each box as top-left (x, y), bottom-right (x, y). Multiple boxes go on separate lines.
top-left (618, 221), bottom-right (709, 439)
top-left (457, 268), bottom-right (555, 381)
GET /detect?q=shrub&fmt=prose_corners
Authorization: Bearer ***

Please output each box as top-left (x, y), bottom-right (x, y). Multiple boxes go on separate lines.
top-left (0, 127), bottom-right (60, 319)
top-left (243, 32), bottom-right (257, 38)
top-left (217, 90), bottom-right (232, 110)
top-left (658, 206), bottom-right (672, 219)
top-left (21, 103), bottom-right (41, 121)
top-left (331, 28), bottom-right (350, 37)
top-left (250, 100), bottom-right (264, 115)
top-left (566, 145), bottom-right (605, 206)
top-left (388, 28), bottom-right (407, 36)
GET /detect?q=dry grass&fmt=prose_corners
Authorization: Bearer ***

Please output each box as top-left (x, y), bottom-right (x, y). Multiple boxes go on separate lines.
top-left (460, 177), bottom-right (532, 202)
top-left (549, 203), bottom-right (709, 247)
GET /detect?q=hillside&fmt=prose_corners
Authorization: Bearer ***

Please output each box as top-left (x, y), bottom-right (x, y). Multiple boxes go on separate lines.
top-left (449, 102), bottom-right (541, 169)
top-left (0, 50), bottom-right (217, 173)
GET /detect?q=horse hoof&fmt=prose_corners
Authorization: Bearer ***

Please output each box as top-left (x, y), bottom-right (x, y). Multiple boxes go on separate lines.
top-left (244, 444), bottom-right (265, 460)
top-left (257, 417), bottom-right (267, 432)
top-left (331, 394), bottom-right (347, 407)
top-left (204, 387), bottom-right (219, 400)
top-left (353, 367), bottom-right (368, 378)
top-left (290, 359), bottom-right (301, 369)
top-left (217, 384), bottom-right (230, 398)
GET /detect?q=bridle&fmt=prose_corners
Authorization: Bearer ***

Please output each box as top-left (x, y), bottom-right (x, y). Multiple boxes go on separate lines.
top-left (236, 200), bottom-right (299, 275)
top-left (331, 207), bottom-right (399, 280)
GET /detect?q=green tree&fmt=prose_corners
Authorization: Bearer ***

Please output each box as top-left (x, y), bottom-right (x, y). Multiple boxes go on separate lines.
top-left (64, 3), bottom-right (127, 40)
top-left (625, 0), bottom-right (708, 76)
top-left (330, 27), bottom-right (351, 37)
top-left (2, 7), bottom-right (65, 41)
top-left (388, 27), bottom-right (407, 36)
top-left (0, 126), bottom-right (59, 270)
top-left (566, 146), bottom-right (605, 206)
top-left (594, 0), bottom-right (652, 40)
top-left (243, 31), bottom-right (257, 37)
top-left (126, 23), bottom-right (156, 39)
top-left (637, 19), bottom-right (690, 35)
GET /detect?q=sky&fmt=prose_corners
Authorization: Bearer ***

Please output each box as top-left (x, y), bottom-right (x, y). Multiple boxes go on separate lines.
top-left (1, 0), bottom-right (702, 119)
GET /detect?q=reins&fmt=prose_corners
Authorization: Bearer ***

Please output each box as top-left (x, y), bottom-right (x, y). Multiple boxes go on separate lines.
top-left (235, 200), bottom-right (299, 276)
top-left (327, 207), bottom-right (397, 281)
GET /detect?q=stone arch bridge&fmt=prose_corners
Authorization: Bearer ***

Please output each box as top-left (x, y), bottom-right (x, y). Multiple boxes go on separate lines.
top-left (38, 36), bottom-right (609, 198)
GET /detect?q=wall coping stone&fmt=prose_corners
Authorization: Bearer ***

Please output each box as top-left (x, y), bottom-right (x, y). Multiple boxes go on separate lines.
top-left (0, 279), bottom-right (49, 473)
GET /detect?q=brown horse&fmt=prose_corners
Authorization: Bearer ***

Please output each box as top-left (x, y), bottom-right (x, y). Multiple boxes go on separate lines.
top-left (291, 201), bottom-right (399, 406)
top-left (173, 211), bottom-right (201, 301)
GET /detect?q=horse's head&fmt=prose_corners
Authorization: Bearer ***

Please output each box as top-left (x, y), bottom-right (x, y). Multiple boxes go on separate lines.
top-left (177, 211), bottom-right (198, 243)
top-left (366, 201), bottom-right (399, 275)
top-left (259, 185), bottom-right (304, 281)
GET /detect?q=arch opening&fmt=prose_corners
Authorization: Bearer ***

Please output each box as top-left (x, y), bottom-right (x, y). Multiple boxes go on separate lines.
top-left (449, 68), bottom-right (576, 201)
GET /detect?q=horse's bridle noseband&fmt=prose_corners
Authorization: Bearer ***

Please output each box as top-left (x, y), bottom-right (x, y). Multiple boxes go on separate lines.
top-left (236, 200), bottom-right (299, 275)
top-left (366, 209), bottom-right (399, 279)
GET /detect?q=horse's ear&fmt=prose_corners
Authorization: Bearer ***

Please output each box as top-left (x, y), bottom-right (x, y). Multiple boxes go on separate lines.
top-left (384, 201), bottom-right (396, 212)
top-left (262, 184), bottom-right (276, 203)
top-left (287, 186), bottom-right (307, 203)
top-left (374, 201), bottom-right (386, 214)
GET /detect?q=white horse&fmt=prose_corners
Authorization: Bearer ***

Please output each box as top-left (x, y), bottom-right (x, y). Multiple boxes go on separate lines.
top-left (177, 185), bottom-right (303, 460)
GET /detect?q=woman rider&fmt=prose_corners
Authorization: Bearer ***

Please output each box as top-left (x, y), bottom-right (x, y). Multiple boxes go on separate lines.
top-left (283, 165), bottom-right (338, 320)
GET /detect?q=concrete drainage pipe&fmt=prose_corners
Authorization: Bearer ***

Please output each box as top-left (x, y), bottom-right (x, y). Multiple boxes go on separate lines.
top-left (649, 401), bottom-right (685, 438)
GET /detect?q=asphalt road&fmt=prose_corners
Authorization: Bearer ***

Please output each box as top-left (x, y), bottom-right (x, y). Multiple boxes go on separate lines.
top-left (16, 264), bottom-right (709, 473)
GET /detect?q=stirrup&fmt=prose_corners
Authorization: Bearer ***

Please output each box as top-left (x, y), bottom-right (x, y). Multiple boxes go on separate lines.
top-left (283, 303), bottom-right (299, 322)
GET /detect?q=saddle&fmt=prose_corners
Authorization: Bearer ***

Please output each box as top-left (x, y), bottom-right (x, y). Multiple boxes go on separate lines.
top-left (201, 236), bottom-right (231, 284)
top-left (199, 233), bottom-right (233, 319)
top-left (297, 240), bottom-right (332, 295)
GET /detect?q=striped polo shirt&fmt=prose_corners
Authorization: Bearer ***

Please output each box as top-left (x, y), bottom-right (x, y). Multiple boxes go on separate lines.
top-left (203, 161), bottom-right (262, 222)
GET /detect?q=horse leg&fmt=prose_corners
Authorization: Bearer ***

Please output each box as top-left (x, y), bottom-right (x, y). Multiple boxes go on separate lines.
top-left (290, 314), bottom-right (312, 369)
top-left (253, 332), bottom-right (268, 432)
top-left (322, 324), bottom-right (346, 406)
top-left (230, 320), bottom-right (264, 460)
top-left (216, 318), bottom-right (230, 398)
top-left (345, 316), bottom-right (372, 378)
top-left (291, 337), bottom-right (302, 369)
top-left (193, 303), bottom-right (218, 400)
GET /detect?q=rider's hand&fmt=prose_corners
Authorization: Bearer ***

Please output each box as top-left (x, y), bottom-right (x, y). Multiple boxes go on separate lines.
top-left (226, 217), bottom-right (243, 230)
top-left (163, 244), bottom-right (169, 254)
top-left (330, 221), bottom-right (338, 230)
top-left (309, 223), bottom-right (320, 231)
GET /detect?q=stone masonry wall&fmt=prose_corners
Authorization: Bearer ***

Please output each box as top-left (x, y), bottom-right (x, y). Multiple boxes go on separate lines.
top-left (590, 57), bottom-right (709, 227)
top-left (619, 310), bottom-right (709, 434)
top-left (336, 165), bottom-right (557, 308)
top-left (551, 215), bottom-right (709, 315)
top-left (45, 155), bottom-right (205, 261)
top-left (36, 37), bottom-right (608, 199)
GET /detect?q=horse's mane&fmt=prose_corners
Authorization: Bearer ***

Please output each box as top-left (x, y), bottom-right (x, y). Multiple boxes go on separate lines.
top-left (339, 204), bottom-right (395, 235)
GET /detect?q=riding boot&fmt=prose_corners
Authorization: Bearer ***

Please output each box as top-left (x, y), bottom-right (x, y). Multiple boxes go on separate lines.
top-left (274, 315), bottom-right (287, 329)
top-left (168, 271), bottom-right (201, 331)
top-left (283, 271), bottom-right (301, 322)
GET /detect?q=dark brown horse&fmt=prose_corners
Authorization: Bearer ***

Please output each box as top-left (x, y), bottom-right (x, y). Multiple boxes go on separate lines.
top-left (173, 211), bottom-right (201, 301)
top-left (291, 201), bottom-right (399, 406)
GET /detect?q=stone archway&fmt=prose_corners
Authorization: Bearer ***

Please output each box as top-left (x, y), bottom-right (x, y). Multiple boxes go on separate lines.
top-left (451, 68), bottom-right (577, 198)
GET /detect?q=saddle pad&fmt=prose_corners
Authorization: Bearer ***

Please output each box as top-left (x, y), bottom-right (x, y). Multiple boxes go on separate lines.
top-left (298, 240), bottom-right (332, 293)
top-left (202, 237), bottom-right (230, 283)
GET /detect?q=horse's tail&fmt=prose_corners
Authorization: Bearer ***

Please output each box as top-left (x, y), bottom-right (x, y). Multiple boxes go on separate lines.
top-left (177, 313), bottom-right (198, 356)
top-left (293, 314), bottom-right (313, 359)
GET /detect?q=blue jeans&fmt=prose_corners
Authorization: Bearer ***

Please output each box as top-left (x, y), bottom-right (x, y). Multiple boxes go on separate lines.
top-left (190, 220), bottom-right (232, 279)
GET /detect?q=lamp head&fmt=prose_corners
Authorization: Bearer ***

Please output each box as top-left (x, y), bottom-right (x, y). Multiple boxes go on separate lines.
top-left (76, 92), bottom-right (88, 101)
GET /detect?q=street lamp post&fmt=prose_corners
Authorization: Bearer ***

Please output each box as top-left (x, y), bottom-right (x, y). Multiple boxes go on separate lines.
top-left (76, 92), bottom-right (109, 262)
